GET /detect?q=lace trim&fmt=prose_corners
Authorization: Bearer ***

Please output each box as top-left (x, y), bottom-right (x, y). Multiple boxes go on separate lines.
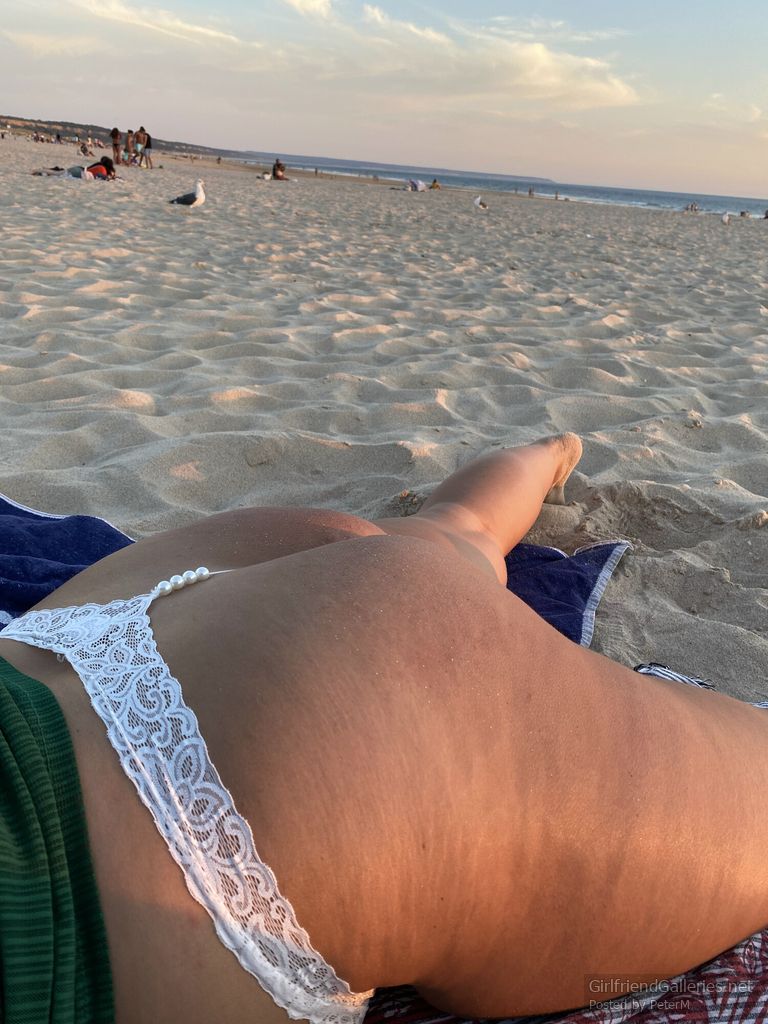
top-left (3, 592), bottom-right (372, 1024)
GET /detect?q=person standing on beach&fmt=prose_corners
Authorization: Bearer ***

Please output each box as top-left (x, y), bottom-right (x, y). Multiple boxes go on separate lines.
top-left (110, 127), bottom-right (121, 166)
top-left (134, 126), bottom-right (147, 167)
top-left (141, 129), bottom-right (153, 169)
top-left (124, 129), bottom-right (135, 165)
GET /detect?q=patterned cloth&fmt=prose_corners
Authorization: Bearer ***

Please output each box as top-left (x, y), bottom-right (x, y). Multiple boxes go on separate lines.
top-left (365, 938), bottom-right (768, 1024)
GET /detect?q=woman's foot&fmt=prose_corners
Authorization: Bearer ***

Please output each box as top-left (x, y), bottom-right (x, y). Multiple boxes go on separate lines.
top-left (542, 433), bottom-right (583, 505)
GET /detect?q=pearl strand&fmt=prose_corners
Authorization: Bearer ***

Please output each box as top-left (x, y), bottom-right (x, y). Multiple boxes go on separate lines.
top-left (153, 566), bottom-right (211, 597)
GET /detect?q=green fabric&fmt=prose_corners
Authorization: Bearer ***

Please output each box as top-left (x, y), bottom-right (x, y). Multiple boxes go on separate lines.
top-left (0, 655), bottom-right (114, 1023)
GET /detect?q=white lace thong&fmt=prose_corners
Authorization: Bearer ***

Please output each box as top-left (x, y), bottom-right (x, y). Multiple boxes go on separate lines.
top-left (2, 567), bottom-right (372, 1024)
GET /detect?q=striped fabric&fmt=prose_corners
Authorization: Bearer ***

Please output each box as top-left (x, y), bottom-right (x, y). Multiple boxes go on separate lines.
top-left (0, 656), bottom-right (114, 1023)
top-left (636, 662), bottom-right (768, 709)
top-left (634, 662), bottom-right (715, 688)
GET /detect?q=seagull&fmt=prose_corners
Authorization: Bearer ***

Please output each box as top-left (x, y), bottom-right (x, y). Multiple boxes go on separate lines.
top-left (474, 195), bottom-right (488, 210)
top-left (722, 212), bottom-right (731, 225)
top-left (170, 179), bottom-right (206, 207)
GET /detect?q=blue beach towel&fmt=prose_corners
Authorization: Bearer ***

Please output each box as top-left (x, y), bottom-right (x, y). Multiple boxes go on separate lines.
top-left (505, 541), bottom-right (631, 647)
top-left (0, 494), bottom-right (133, 627)
top-left (0, 492), bottom-right (629, 643)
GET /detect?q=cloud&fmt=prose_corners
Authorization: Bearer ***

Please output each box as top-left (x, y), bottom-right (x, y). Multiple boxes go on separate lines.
top-left (704, 92), bottom-right (727, 112)
top-left (704, 92), bottom-right (766, 128)
top-left (72, 0), bottom-right (245, 45)
top-left (2, 30), bottom-right (102, 56)
top-left (282, 0), bottom-right (333, 18)
top-left (343, 14), bottom-right (636, 111)
top-left (483, 16), bottom-right (627, 45)
top-left (363, 5), bottom-right (450, 45)
top-left (12, 2), bottom-right (633, 113)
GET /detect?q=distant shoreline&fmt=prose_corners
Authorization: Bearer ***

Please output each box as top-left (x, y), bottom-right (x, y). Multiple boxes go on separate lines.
top-left (4, 112), bottom-right (767, 214)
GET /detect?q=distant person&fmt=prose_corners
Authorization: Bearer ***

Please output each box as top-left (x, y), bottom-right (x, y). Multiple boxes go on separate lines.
top-left (58, 158), bottom-right (115, 180)
top-left (429, 178), bottom-right (441, 189)
top-left (124, 129), bottom-right (135, 165)
top-left (528, 186), bottom-right (534, 198)
top-left (135, 126), bottom-right (147, 166)
top-left (142, 130), bottom-right (153, 169)
top-left (110, 127), bottom-right (122, 165)
top-left (272, 158), bottom-right (288, 180)
top-left (88, 156), bottom-right (116, 179)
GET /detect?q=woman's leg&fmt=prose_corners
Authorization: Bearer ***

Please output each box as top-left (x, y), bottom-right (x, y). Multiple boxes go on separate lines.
top-left (375, 433), bottom-right (583, 583)
top-left (42, 435), bottom-right (581, 610)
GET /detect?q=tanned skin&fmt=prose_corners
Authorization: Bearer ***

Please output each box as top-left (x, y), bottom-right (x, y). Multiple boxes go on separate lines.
top-left (2, 435), bottom-right (767, 1023)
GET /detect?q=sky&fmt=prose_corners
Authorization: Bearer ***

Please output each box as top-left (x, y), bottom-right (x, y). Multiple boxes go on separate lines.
top-left (2, 0), bottom-right (768, 196)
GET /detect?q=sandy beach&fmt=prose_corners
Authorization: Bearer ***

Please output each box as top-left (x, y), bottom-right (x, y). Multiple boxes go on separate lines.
top-left (1, 136), bottom-right (766, 698)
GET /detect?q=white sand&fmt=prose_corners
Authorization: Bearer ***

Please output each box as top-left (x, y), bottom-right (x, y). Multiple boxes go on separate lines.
top-left (1, 137), bottom-right (766, 697)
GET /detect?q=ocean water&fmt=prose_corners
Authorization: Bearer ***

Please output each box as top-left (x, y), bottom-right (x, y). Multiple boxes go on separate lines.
top-left (243, 151), bottom-right (768, 218)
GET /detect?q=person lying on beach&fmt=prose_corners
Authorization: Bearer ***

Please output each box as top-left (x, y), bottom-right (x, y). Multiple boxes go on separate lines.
top-left (1, 434), bottom-right (768, 1024)
top-left (85, 156), bottom-right (116, 179)
top-left (32, 158), bottom-right (117, 180)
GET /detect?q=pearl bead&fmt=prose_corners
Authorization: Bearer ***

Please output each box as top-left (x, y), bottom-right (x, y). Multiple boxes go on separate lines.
top-left (195, 566), bottom-right (210, 580)
top-left (170, 574), bottom-right (185, 590)
top-left (156, 580), bottom-right (173, 595)
top-left (182, 570), bottom-right (198, 585)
